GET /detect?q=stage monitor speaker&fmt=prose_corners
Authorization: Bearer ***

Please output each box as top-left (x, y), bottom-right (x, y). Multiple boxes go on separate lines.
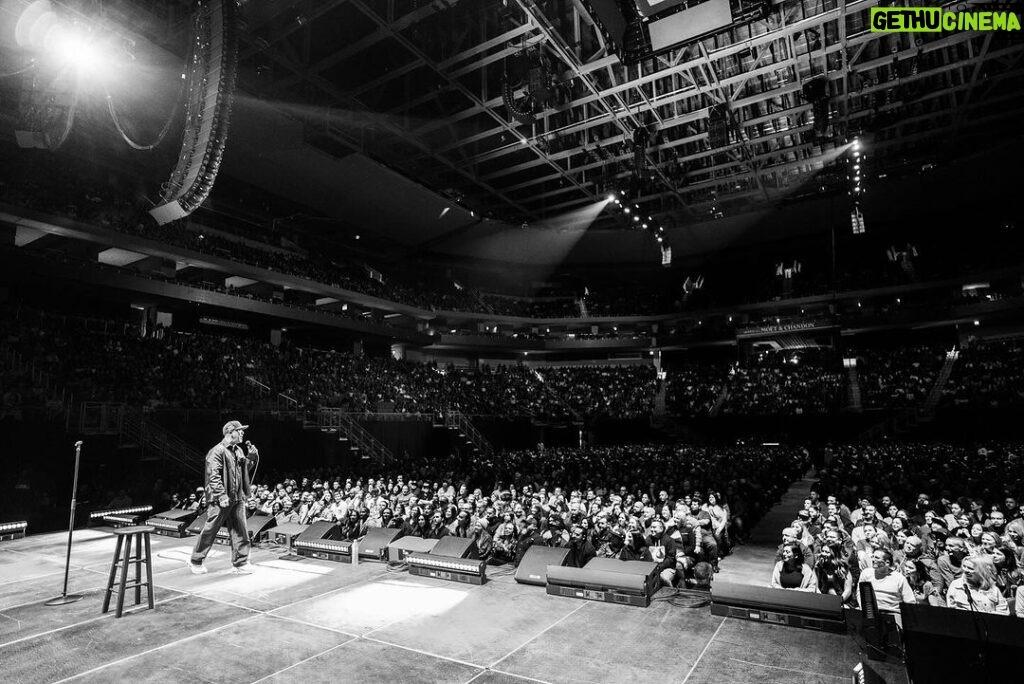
top-left (151, 508), bottom-right (197, 522)
top-left (430, 536), bottom-right (479, 560)
top-left (387, 536), bottom-right (438, 562)
top-left (900, 602), bottom-right (1024, 683)
top-left (547, 565), bottom-right (651, 594)
top-left (294, 521), bottom-right (340, 543)
top-left (246, 514), bottom-right (276, 542)
top-left (272, 522), bottom-right (310, 546)
top-left (147, 508), bottom-right (198, 537)
top-left (545, 565), bottom-right (653, 607)
top-left (710, 581), bottom-right (846, 633)
top-left (584, 558), bottom-right (660, 597)
top-left (359, 526), bottom-right (405, 561)
top-left (514, 545), bottom-right (570, 586)
top-left (214, 513), bottom-right (276, 545)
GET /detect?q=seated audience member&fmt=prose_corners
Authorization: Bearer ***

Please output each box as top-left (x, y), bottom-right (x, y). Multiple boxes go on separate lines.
top-left (901, 559), bottom-right (941, 606)
top-left (776, 527), bottom-right (814, 569)
top-left (965, 523), bottom-right (986, 555)
top-left (936, 536), bottom-right (969, 596)
top-left (772, 542), bottom-right (813, 590)
top-left (858, 549), bottom-right (915, 615)
top-left (449, 510), bottom-right (473, 537)
top-left (565, 524), bottom-right (597, 568)
top-left (945, 555), bottom-right (1009, 614)
top-left (687, 561), bottom-right (715, 590)
top-left (427, 512), bottom-right (450, 539)
top-left (1004, 519), bottom-right (1024, 564)
top-left (704, 492), bottom-right (730, 555)
top-left (490, 523), bottom-right (518, 565)
top-left (620, 520), bottom-right (649, 560)
top-left (596, 527), bottom-right (626, 559)
top-left (338, 510), bottom-right (366, 540)
top-left (813, 544), bottom-right (854, 605)
top-left (992, 547), bottom-right (1022, 606)
top-left (408, 514), bottom-right (429, 538)
top-left (275, 498), bottom-right (301, 525)
top-left (645, 519), bottom-right (677, 587)
top-left (470, 520), bottom-right (493, 561)
top-left (671, 515), bottom-right (700, 577)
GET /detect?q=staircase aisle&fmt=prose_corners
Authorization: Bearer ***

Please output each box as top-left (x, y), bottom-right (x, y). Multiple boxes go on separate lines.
top-left (716, 471), bottom-right (818, 587)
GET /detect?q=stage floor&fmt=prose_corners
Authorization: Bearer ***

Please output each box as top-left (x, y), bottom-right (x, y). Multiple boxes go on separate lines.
top-left (0, 528), bottom-right (909, 684)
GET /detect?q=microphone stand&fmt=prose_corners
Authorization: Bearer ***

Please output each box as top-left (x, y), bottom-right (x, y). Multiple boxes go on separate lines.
top-left (45, 441), bottom-right (85, 606)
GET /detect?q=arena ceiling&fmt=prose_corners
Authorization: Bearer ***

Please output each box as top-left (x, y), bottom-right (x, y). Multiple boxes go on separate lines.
top-left (6, 1), bottom-right (1024, 259)
top-left (213, 0), bottom-right (1024, 229)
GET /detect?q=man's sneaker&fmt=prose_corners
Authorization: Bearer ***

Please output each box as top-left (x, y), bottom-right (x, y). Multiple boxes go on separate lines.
top-left (189, 563), bottom-right (208, 575)
top-left (231, 563), bottom-right (255, 575)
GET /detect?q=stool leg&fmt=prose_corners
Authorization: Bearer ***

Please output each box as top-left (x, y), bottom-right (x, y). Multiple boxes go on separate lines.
top-left (134, 532), bottom-right (142, 606)
top-left (116, 533), bottom-right (132, 618)
top-left (102, 535), bottom-right (124, 614)
top-left (144, 532), bottom-right (154, 609)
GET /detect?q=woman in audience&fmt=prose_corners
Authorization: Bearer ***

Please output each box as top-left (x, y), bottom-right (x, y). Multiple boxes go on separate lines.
top-left (966, 523), bottom-right (986, 555)
top-left (945, 555), bottom-right (1009, 614)
top-left (992, 547), bottom-right (1022, 608)
top-left (772, 542), bottom-right (813, 590)
top-left (901, 559), bottom-right (941, 606)
top-left (812, 543), bottom-right (853, 604)
top-left (704, 492), bottom-right (730, 556)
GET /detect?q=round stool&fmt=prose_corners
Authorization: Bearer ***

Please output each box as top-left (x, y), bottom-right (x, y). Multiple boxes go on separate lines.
top-left (102, 525), bottom-right (155, 618)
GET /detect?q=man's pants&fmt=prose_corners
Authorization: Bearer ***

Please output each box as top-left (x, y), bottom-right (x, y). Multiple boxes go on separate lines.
top-left (190, 502), bottom-right (250, 567)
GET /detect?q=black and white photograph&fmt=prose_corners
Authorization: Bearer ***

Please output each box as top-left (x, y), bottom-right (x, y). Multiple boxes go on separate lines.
top-left (0, 0), bottom-right (1022, 682)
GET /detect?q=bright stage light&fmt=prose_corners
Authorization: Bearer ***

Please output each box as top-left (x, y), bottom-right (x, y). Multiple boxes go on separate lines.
top-left (52, 31), bottom-right (107, 74)
top-left (16, 1), bottom-right (113, 77)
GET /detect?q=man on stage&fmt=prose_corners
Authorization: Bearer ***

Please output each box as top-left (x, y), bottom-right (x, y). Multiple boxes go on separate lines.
top-left (189, 420), bottom-right (258, 575)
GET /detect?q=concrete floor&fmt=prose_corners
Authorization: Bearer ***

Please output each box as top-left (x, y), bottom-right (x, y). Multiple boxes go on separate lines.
top-left (0, 514), bottom-right (909, 684)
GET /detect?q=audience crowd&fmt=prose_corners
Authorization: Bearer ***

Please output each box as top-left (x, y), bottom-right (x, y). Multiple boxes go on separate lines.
top-left (175, 442), bottom-right (806, 587)
top-left (855, 345), bottom-right (947, 409)
top-left (6, 307), bottom-right (1024, 420)
top-left (0, 307), bottom-right (655, 420)
top-left (943, 339), bottom-right (1024, 408)
top-left (665, 365), bottom-right (725, 417)
top-left (767, 442), bottom-right (1024, 619)
top-left (723, 350), bottom-right (844, 415)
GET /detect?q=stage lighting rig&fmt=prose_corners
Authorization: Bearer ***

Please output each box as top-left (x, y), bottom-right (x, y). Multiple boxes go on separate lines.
top-left (501, 47), bottom-right (570, 125)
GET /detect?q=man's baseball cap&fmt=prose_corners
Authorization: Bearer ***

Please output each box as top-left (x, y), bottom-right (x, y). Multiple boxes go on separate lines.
top-left (223, 420), bottom-right (249, 435)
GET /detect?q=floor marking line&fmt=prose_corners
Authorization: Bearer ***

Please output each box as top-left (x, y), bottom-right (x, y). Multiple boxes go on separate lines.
top-left (53, 613), bottom-right (263, 684)
top-left (680, 616), bottom-right (726, 684)
top-left (362, 634), bottom-right (484, 670)
top-left (487, 600), bottom-right (588, 669)
top-left (250, 640), bottom-right (356, 684)
top-left (725, 657), bottom-right (849, 680)
top-left (0, 592), bottom-right (190, 651)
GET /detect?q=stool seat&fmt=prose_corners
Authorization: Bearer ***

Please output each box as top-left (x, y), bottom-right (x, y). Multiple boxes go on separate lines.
top-left (103, 526), bottom-right (155, 618)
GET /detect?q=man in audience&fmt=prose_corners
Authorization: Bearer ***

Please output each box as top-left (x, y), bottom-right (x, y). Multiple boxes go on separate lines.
top-left (935, 536), bottom-right (969, 597)
top-left (645, 519), bottom-right (677, 587)
top-left (859, 548), bottom-right (915, 617)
